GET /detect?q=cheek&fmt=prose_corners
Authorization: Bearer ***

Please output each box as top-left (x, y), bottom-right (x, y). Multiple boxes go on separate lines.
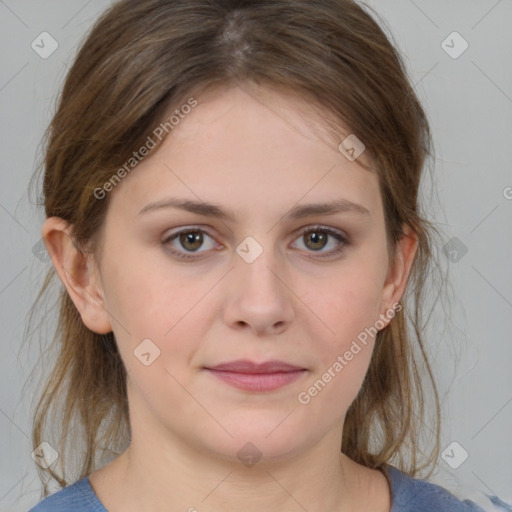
top-left (298, 259), bottom-right (386, 405)
top-left (308, 265), bottom-right (384, 354)
top-left (103, 263), bottom-right (212, 423)
top-left (100, 248), bottom-right (213, 373)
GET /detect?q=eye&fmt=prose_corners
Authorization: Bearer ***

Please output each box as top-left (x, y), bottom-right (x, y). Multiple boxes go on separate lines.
top-left (162, 227), bottom-right (218, 260)
top-left (162, 225), bottom-right (349, 261)
top-left (290, 225), bottom-right (349, 259)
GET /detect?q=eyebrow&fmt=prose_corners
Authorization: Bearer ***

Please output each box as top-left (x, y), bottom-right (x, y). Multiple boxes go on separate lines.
top-left (138, 197), bottom-right (370, 221)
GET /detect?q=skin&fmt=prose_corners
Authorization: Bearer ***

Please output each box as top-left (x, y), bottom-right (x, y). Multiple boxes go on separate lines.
top-left (43, 83), bottom-right (417, 511)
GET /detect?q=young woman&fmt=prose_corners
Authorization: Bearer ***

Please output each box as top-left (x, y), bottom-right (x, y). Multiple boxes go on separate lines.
top-left (27, 0), bottom-right (509, 510)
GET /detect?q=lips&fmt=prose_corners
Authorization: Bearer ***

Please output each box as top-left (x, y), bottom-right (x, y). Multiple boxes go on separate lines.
top-left (204, 359), bottom-right (307, 392)
top-left (205, 359), bottom-right (305, 374)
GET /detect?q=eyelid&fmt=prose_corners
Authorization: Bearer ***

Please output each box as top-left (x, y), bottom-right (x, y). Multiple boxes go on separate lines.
top-left (162, 224), bottom-right (350, 260)
top-left (290, 225), bottom-right (349, 259)
top-left (161, 225), bottom-right (219, 257)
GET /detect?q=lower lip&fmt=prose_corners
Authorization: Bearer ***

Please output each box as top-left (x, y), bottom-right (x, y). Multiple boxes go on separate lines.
top-left (205, 369), bottom-right (306, 392)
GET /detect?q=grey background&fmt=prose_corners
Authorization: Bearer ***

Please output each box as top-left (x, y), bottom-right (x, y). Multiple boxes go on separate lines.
top-left (1, 0), bottom-right (511, 510)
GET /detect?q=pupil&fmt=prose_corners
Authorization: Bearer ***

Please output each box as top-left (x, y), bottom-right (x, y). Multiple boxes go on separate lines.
top-left (308, 231), bottom-right (326, 250)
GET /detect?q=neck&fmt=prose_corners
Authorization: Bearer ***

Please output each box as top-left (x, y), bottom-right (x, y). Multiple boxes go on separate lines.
top-left (91, 426), bottom-right (375, 512)
top-left (121, 442), bottom-right (355, 512)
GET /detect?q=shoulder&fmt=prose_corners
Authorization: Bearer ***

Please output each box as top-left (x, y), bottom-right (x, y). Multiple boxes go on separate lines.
top-left (383, 464), bottom-right (491, 512)
top-left (28, 477), bottom-right (106, 512)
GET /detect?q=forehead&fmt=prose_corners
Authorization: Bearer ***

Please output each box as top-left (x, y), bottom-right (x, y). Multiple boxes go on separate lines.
top-left (166, 82), bottom-right (372, 165)
top-left (108, 83), bottom-right (382, 222)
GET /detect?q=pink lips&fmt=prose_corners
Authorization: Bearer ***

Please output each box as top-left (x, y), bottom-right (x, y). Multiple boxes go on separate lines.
top-left (204, 359), bottom-right (307, 392)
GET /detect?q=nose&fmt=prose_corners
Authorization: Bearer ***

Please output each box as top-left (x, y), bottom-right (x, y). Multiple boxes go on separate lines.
top-left (222, 245), bottom-right (295, 337)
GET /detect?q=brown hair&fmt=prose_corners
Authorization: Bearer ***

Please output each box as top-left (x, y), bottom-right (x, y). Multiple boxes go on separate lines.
top-left (28, 0), bottom-right (444, 496)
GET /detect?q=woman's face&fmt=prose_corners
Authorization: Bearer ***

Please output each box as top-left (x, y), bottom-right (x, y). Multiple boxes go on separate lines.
top-left (90, 84), bottom-right (408, 463)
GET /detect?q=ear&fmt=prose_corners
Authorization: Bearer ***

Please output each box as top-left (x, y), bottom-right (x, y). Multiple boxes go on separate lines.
top-left (41, 217), bottom-right (112, 334)
top-left (378, 223), bottom-right (418, 325)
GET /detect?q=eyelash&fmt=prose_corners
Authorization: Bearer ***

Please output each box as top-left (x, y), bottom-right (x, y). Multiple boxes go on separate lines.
top-left (162, 225), bottom-right (350, 261)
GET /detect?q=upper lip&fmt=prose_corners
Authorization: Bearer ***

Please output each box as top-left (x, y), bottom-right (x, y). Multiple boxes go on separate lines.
top-left (205, 359), bottom-right (305, 374)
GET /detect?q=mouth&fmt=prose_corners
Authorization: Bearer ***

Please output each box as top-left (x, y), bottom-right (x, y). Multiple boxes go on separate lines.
top-left (203, 360), bottom-right (308, 392)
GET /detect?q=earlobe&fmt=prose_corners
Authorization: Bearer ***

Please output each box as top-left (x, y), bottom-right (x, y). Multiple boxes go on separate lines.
top-left (41, 217), bottom-right (112, 334)
top-left (379, 224), bottom-right (418, 323)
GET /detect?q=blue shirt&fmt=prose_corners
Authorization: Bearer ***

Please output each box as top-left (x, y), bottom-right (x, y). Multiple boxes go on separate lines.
top-left (29, 465), bottom-right (510, 511)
